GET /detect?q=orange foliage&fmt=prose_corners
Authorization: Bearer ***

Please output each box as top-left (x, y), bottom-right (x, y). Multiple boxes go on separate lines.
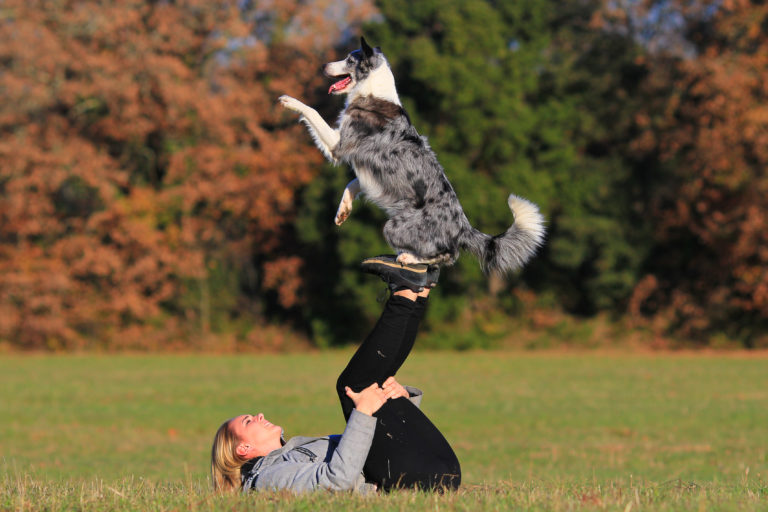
top-left (627, 1), bottom-right (768, 342)
top-left (0, 0), bottom-right (375, 349)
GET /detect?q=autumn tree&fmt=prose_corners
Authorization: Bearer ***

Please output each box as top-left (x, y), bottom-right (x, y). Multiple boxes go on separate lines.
top-left (624, 0), bottom-right (768, 346)
top-left (0, 0), bottom-right (374, 349)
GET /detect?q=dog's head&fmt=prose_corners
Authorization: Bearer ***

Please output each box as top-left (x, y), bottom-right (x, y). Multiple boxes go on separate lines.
top-left (324, 37), bottom-right (388, 96)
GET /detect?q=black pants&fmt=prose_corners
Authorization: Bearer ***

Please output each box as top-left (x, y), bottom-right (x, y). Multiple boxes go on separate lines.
top-left (336, 295), bottom-right (461, 491)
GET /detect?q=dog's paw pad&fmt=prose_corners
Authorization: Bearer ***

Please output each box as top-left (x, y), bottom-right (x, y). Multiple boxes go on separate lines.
top-left (334, 209), bottom-right (350, 225)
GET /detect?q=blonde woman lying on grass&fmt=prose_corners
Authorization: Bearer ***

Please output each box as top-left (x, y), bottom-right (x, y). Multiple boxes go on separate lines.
top-left (211, 262), bottom-right (460, 493)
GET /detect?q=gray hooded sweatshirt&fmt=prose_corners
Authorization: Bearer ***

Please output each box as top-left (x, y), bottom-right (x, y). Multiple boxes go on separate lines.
top-left (241, 386), bottom-right (422, 493)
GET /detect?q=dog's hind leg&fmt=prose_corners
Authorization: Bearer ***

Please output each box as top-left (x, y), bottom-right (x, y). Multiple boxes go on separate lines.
top-left (335, 178), bottom-right (360, 226)
top-left (278, 95), bottom-right (340, 163)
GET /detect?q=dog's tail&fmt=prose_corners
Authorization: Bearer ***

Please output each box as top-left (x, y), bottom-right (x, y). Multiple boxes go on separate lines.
top-left (459, 194), bottom-right (546, 275)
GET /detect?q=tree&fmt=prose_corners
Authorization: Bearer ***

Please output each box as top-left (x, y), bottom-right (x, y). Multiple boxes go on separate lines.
top-left (293, 0), bottom-right (657, 348)
top-left (0, 0), bottom-right (374, 349)
top-left (626, 0), bottom-right (768, 345)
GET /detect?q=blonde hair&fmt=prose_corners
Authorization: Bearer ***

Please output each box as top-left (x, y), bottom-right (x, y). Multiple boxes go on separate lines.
top-left (210, 419), bottom-right (247, 492)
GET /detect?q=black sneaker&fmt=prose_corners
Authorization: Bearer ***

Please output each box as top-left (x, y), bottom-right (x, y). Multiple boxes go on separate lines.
top-left (361, 255), bottom-right (428, 293)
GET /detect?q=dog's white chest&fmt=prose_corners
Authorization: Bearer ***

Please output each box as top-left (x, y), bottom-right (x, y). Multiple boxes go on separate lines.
top-left (353, 164), bottom-right (384, 201)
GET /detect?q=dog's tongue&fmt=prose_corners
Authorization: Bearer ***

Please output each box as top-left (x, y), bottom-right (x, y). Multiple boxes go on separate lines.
top-left (328, 76), bottom-right (352, 94)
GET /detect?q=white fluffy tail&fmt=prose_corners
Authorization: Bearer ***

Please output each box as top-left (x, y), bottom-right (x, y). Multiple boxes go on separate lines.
top-left (460, 194), bottom-right (546, 274)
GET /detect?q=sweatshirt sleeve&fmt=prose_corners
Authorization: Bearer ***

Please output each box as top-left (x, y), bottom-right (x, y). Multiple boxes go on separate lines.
top-left (250, 409), bottom-right (377, 493)
top-left (404, 385), bottom-right (423, 408)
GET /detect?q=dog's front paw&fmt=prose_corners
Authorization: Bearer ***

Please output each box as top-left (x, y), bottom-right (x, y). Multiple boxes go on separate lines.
top-left (334, 203), bottom-right (352, 226)
top-left (334, 187), bottom-right (355, 226)
top-left (278, 95), bottom-right (305, 114)
top-left (334, 211), bottom-right (349, 226)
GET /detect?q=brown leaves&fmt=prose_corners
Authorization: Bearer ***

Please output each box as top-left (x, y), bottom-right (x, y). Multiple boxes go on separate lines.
top-left (627, 1), bottom-right (768, 341)
top-left (0, 0), bottom-right (375, 349)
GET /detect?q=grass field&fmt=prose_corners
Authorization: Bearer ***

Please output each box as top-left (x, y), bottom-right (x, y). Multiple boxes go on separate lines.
top-left (1, 351), bottom-right (767, 510)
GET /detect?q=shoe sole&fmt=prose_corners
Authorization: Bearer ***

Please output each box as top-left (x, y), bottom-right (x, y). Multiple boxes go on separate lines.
top-left (361, 257), bottom-right (428, 292)
top-left (362, 257), bottom-right (428, 273)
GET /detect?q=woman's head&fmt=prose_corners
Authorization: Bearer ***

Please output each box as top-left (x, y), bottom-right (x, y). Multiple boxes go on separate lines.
top-left (210, 419), bottom-right (248, 491)
top-left (210, 413), bottom-right (283, 491)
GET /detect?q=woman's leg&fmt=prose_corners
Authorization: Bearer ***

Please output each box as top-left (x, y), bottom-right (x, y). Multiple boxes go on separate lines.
top-left (336, 289), bottom-right (461, 490)
top-left (390, 295), bottom-right (427, 376)
top-left (336, 291), bottom-right (426, 420)
top-left (363, 398), bottom-right (461, 491)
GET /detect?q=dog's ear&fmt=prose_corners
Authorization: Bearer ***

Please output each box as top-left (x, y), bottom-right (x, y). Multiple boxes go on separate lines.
top-left (360, 37), bottom-right (374, 61)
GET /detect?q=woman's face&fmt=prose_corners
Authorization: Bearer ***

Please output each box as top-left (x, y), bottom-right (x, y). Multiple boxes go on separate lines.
top-left (229, 413), bottom-right (282, 458)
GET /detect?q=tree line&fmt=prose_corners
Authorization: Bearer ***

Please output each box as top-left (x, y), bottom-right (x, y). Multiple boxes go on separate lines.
top-left (0, 0), bottom-right (765, 350)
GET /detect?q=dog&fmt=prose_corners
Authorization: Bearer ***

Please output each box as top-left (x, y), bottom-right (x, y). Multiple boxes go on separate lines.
top-left (279, 37), bottom-right (545, 274)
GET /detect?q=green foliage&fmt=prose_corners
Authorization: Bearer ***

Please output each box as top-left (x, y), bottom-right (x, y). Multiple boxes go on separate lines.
top-left (297, 0), bottom-right (654, 342)
top-left (294, 161), bottom-right (395, 344)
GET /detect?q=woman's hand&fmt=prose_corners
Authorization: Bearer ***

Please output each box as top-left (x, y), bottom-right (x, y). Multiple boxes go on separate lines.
top-left (382, 376), bottom-right (410, 400)
top-left (345, 383), bottom-right (387, 416)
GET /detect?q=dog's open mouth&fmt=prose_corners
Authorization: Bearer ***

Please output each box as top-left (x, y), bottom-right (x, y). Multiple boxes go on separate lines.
top-left (328, 75), bottom-right (352, 94)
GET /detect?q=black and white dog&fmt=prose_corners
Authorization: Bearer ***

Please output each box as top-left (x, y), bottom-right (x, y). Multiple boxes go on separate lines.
top-left (279, 38), bottom-right (545, 274)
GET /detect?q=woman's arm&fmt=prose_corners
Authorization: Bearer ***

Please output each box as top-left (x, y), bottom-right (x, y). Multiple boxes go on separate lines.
top-left (250, 409), bottom-right (376, 492)
top-left (404, 385), bottom-right (423, 408)
top-left (248, 384), bottom-right (386, 492)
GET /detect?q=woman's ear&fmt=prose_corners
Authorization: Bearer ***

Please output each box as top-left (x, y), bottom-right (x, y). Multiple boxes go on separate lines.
top-left (236, 443), bottom-right (249, 457)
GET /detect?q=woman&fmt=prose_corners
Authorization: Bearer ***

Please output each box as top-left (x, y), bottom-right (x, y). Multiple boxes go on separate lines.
top-left (210, 260), bottom-right (460, 493)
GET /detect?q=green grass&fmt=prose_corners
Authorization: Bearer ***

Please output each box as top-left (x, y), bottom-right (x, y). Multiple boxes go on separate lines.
top-left (1, 352), bottom-right (767, 510)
